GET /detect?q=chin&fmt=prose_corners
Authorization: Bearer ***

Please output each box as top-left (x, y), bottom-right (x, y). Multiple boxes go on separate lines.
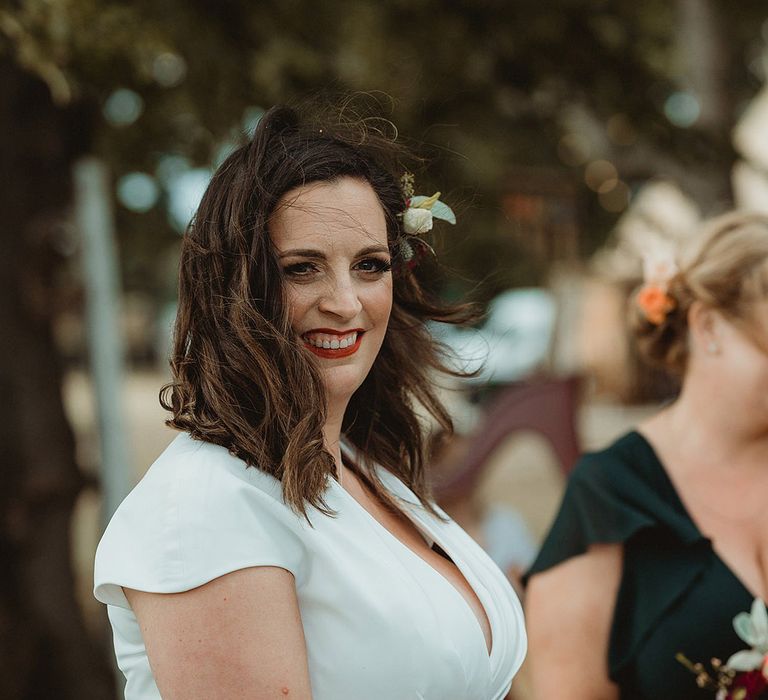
top-left (321, 366), bottom-right (370, 404)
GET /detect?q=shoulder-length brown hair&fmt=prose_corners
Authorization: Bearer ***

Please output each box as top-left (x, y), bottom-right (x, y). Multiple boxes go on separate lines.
top-left (161, 103), bottom-right (478, 518)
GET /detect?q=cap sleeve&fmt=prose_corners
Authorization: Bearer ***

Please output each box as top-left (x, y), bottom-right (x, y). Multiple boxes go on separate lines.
top-left (525, 455), bottom-right (650, 578)
top-left (524, 431), bottom-right (709, 681)
top-left (94, 434), bottom-right (308, 609)
top-left (526, 431), bottom-right (701, 579)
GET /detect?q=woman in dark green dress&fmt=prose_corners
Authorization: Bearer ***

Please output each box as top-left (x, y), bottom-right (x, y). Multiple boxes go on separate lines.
top-left (524, 212), bottom-right (768, 700)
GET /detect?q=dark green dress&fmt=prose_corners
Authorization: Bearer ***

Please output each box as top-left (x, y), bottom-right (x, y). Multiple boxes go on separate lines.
top-left (525, 431), bottom-right (754, 699)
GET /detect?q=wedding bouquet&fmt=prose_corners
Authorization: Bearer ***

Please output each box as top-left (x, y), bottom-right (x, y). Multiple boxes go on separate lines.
top-left (677, 599), bottom-right (768, 699)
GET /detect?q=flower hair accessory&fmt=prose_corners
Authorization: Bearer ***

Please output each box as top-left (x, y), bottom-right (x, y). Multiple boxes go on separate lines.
top-left (677, 597), bottom-right (768, 699)
top-left (635, 245), bottom-right (679, 325)
top-left (398, 172), bottom-right (456, 264)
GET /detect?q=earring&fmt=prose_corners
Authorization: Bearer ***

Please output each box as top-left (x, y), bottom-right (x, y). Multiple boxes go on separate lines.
top-left (706, 341), bottom-right (720, 355)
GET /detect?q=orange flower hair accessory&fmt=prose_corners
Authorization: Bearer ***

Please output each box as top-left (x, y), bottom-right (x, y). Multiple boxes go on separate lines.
top-left (636, 246), bottom-right (679, 325)
top-left (636, 285), bottom-right (676, 325)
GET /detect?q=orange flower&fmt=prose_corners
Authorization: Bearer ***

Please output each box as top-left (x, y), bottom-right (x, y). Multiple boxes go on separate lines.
top-left (636, 284), bottom-right (676, 325)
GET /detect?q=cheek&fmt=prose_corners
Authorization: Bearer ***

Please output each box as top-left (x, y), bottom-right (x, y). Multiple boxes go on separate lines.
top-left (368, 283), bottom-right (393, 325)
top-left (284, 287), bottom-right (311, 326)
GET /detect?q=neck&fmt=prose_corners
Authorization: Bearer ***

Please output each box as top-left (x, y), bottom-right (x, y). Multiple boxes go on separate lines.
top-left (652, 375), bottom-right (768, 467)
top-left (322, 398), bottom-right (348, 477)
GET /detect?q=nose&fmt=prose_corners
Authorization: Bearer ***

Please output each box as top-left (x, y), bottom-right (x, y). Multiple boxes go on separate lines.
top-left (317, 275), bottom-right (363, 320)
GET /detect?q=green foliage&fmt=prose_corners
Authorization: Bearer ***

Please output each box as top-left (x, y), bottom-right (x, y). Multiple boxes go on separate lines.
top-left (2, 0), bottom-right (766, 304)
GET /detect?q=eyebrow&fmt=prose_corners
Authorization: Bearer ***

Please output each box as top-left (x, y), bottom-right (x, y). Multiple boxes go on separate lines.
top-left (278, 244), bottom-right (391, 259)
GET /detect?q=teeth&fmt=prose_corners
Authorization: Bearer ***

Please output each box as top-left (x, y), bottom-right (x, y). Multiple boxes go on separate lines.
top-left (304, 331), bottom-right (359, 349)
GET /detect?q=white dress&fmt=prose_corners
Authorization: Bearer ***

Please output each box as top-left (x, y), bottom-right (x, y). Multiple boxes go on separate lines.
top-left (94, 433), bottom-right (527, 699)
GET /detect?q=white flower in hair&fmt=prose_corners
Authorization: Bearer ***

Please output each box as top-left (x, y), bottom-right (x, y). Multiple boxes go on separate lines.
top-left (403, 207), bottom-right (433, 234)
top-left (641, 240), bottom-right (678, 287)
top-left (401, 190), bottom-right (456, 235)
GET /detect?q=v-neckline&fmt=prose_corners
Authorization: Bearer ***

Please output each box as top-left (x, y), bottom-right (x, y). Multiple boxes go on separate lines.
top-left (331, 461), bottom-right (495, 661)
top-left (630, 429), bottom-right (765, 602)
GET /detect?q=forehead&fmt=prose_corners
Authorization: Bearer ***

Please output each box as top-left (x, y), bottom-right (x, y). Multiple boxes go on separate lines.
top-left (269, 177), bottom-right (388, 251)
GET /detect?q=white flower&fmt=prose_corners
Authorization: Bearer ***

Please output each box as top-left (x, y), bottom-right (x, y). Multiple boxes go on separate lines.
top-left (641, 246), bottom-right (678, 287)
top-left (726, 598), bottom-right (768, 673)
top-left (727, 648), bottom-right (765, 672)
top-left (735, 599), bottom-right (768, 650)
top-left (403, 207), bottom-right (433, 235)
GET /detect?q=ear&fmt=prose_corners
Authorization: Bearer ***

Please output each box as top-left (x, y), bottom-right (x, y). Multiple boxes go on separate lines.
top-left (688, 301), bottom-right (722, 355)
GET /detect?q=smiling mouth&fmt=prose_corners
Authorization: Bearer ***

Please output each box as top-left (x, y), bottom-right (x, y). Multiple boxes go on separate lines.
top-left (302, 329), bottom-right (364, 359)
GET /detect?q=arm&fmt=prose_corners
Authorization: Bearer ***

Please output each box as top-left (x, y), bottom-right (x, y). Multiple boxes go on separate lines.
top-left (524, 543), bottom-right (622, 700)
top-left (125, 566), bottom-right (312, 700)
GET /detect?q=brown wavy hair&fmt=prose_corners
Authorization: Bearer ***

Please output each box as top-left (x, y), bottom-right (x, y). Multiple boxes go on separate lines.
top-left (632, 211), bottom-right (768, 375)
top-left (160, 103), bottom-right (478, 518)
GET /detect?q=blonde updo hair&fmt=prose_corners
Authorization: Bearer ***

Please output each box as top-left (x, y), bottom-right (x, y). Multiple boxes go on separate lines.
top-left (632, 211), bottom-right (768, 375)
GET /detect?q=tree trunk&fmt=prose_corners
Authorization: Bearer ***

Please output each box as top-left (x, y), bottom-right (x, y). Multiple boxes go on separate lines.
top-left (0, 57), bottom-right (114, 699)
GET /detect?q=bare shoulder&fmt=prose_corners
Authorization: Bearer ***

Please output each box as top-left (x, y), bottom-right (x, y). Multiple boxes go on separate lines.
top-left (525, 544), bottom-right (622, 700)
top-left (125, 566), bottom-right (312, 700)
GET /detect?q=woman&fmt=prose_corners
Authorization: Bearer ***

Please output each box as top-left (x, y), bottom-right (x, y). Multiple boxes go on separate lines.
top-left (94, 105), bottom-right (526, 699)
top-left (525, 212), bottom-right (768, 699)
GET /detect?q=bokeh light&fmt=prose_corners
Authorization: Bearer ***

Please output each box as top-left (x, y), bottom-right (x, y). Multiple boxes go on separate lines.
top-left (103, 88), bottom-right (144, 127)
top-left (598, 180), bottom-right (630, 212)
top-left (557, 133), bottom-right (591, 166)
top-left (167, 168), bottom-right (212, 231)
top-left (155, 154), bottom-right (192, 184)
top-left (664, 91), bottom-right (701, 128)
top-left (152, 52), bottom-right (187, 88)
top-left (116, 172), bottom-right (160, 212)
top-left (584, 160), bottom-right (618, 192)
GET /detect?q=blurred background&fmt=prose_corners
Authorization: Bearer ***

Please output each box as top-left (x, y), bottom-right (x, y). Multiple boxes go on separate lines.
top-left (3, 0), bottom-right (768, 697)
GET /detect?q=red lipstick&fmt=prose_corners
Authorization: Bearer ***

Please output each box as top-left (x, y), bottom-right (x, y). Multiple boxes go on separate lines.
top-left (302, 329), bottom-right (364, 359)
